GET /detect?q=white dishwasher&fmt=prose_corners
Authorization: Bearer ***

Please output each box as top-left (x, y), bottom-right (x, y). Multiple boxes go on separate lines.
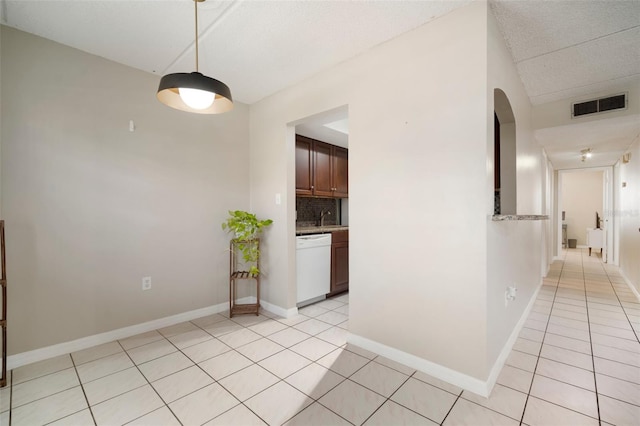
top-left (296, 233), bottom-right (332, 306)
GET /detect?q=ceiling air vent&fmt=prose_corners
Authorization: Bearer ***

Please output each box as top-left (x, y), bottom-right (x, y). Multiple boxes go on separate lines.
top-left (572, 93), bottom-right (627, 118)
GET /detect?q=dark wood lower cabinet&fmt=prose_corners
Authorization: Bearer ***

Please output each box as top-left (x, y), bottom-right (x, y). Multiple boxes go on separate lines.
top-left (329, 230), bottom-right (349, 296)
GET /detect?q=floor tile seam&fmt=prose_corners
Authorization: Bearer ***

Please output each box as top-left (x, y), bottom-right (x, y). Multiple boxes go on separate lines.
top-left (119, 337), bottom-right (166, 352)
top-left (591, 342), bottom-right (640, 357)
top-left (237, 345), bottom-right (288, 364)
top-left (579, 250), bottom-right (602, 424)
top-left (590, 317), bottom-right (640, 332)
top-left (593, 392), bottom-right (640, 409)
top-left (519, 253), bottom-right (566, 425)
top-left (262, 329), bottom-right (315, 349)
top-left (151, 379), bottom-right (214, 406)
top-left (235, 401), bottom-right (272, 426)
top-left (288, 360), bottom-right (346, 401)
top-left (87, 382), bottom-right (148, 409)
top-left (357, 372), bottom-right (413, 426)
top-left (114, 339), bottom-right (182, 424)
top-left (72, 348), bottom-right (126, 368)
top-left (178, 342), bottom-right (234, 366)
top-left (589, 328), bottom-right (640, 343)
top-left (545, 327), bottom-right (591, 342)
top-left (513, 335), bottom-right (544, 345)
top-left (436, 391), bottom-right (462, 426)
top-left (9, 379), bottom-right (85, 412)
top-left (550, 308), bottom-right (589, 317)
top-left (592, 367), bottom-right (640, 386)
top-left (547, 318), bottom-right (591, 331)
top-left (77, 361), bottom-right (142, 386)
top-left (540, 340), bottom-right (592, 356)
top-left (10, 364), bottom-right (78, 388)
top-left (313, 398), bottom-right (362, 425)
top-left (533, 369), bottom-right (596, 393)
top-left (456, 395), bottom-right (527, 423)
top-left (602, 266), bottom-right (640, 344)
top-left (9, 354), bottom-right (89, 411)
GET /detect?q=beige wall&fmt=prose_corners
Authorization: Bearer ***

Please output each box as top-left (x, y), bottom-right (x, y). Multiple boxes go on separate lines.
top-left (619, 139), bottom-right (640, 291)
top-left (486, 8), bottom-right (546, 378)
top-left (250, 1), bottom-right (547, 383)
top-left (1, 26), bottom-right (250, 354)
top-left (561, 171), bottom-right (604, 245)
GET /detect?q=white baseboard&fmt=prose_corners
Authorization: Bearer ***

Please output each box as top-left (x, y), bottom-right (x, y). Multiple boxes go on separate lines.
top-left (347, 281), bottom-right (543, 398)
top-left (484, 281), bottom-right (542, 394)
top-left (7, 297), bottom-right (293, 371)
top-left (260, 299), bottom-right (298, 318)
top-left (8, 302), bottom-right (228, 370)
top-left (619, 269), bottom-right (640, 301)
top-left (347, 333), bottom-right (489, 397)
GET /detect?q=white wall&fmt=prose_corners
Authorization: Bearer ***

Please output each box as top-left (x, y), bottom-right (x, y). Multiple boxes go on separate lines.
top-left (486, 8), bottom-right (545, 379)
top-left (561, 171), bottom-right (604, 245)
top-left (618, 138), bottom-right (640, 292)
top-left (250, 1), bottom-right (490, 381)
top-left (1, 26), bottom-right (251, 354)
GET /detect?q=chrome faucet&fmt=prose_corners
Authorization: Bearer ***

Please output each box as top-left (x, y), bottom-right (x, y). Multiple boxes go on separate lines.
top-left (318, 209), bottom-right (331, 227)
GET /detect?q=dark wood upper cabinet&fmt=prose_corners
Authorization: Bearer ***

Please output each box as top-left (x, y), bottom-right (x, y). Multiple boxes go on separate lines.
top-left (332, 146), bottom-right (348, 198)
top-left (295, 136), bottom-right (313, 196)
top-left (313, 141), bottom-right (334, 197)
top-left (295, 135), bottom-right (348, 198)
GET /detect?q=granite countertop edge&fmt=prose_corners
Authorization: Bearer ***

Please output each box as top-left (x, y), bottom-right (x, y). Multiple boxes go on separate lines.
top-left (492, 215), bottom-right (549, 221)
top-left (296, 226), bottom-right (349, 235)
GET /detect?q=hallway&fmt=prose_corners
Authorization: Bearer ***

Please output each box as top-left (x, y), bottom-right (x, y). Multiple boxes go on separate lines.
top-left (502, 248), bottom-right (640, 424)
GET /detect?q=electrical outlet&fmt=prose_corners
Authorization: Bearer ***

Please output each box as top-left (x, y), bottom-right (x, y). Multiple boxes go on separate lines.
top-left (504, 286), bottom-right (517, 306)
top-left (142, 276), bottom-right (152, 291)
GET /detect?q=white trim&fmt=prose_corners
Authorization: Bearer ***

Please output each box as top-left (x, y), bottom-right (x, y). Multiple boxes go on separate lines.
top-left (347, 281), bottom-right (543, 398)
top-left (260, 299), bottom-right (298, 318)
top-left (620, 269), bottom-right (640, 301)
top-left (485, 282), bottom-right (542, 394)
top-left (7, 302), bottom-right (229, 370)
top-left (553, 256), bottom-right (563, 262)
top-left (8, 297), bottom-right (297, 370)
top-left (346, 333), bottom-right (489, 397)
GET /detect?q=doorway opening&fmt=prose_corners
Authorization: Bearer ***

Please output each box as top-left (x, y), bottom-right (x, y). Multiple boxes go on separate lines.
top-left (557, 168), bottom-right (613, 262)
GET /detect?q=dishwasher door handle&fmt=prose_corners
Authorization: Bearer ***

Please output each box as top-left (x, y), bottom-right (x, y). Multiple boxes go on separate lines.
top-left (296, 234), bottom-right (331, 249)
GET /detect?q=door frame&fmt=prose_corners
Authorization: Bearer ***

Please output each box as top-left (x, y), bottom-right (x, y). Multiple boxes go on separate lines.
top-left (556, 166), bottom-right (615, 262)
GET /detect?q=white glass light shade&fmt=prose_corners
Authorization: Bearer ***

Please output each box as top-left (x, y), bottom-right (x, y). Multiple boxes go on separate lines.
top-left (179, 87), bottom-right (216, 110)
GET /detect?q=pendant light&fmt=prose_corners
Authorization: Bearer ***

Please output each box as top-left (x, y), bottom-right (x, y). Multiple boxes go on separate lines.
top-left (157, 0), bottom-right (233, 114)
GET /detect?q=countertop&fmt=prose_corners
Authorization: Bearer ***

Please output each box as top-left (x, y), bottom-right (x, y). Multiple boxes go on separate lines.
top-left (296, 225), bottom-right (349, 235)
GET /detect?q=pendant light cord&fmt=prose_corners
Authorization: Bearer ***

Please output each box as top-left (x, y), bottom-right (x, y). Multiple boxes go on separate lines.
top-left (194, 0), bottom-right (199, 72)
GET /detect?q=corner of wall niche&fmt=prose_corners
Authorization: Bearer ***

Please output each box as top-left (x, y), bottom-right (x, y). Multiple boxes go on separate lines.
top-left (493, 88), bottom-right (516, 216)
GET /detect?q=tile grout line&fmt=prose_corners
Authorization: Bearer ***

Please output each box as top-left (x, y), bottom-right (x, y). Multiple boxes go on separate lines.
top-left (184, 299), bottom-right (352, 425)
top-left (114, 339), bottom-right (186, 426)
top-left (580, 249), bottom-right (602, 425)
top-left (601, 262), bottom-right (640, 345)
top-left (69, 353), bottom-right (98, 426)
top-left (519, 248), bottom-right (564, 425)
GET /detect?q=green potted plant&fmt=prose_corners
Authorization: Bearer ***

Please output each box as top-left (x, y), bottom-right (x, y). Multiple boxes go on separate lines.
top-left (222, 210), bottom-right (273, 275)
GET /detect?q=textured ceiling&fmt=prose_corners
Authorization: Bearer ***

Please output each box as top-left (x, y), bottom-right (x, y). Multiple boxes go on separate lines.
top-left (1, 0), bottom-right (639, 170)
top-left (0, 0), bottom-right (471, 105)
top-left (490, 0), bottom-right (640, 105)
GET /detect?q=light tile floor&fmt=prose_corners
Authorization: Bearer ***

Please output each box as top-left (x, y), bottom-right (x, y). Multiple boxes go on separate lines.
top-left (2, 248), bottom-right (639, 425)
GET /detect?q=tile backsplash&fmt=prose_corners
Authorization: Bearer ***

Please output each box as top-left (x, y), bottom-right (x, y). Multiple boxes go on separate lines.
top-left (296, 197), bottom-right (339, 226)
